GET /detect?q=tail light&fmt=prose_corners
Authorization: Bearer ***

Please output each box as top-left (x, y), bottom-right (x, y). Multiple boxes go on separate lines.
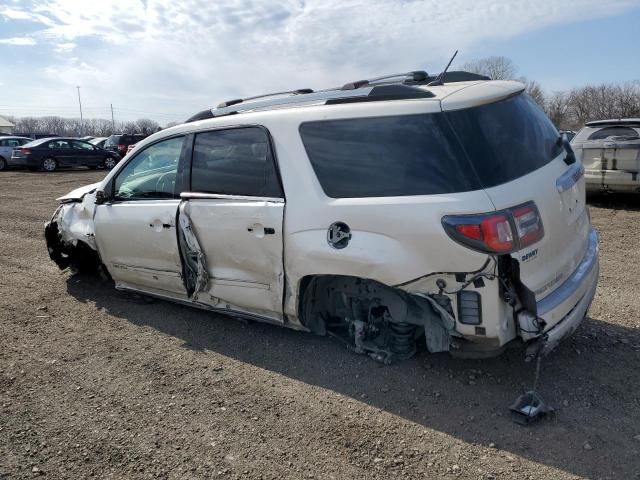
top-left (117, 144), bottom-right (126, 151)
top-left (20, 148), bottom-right (32, 155)
top-left (442, 201), bottom-right (544, 254)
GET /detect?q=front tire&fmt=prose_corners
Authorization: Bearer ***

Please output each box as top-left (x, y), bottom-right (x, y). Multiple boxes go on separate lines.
top-left (0, 157), bottom-right (7, 171)
top-left (42, 157), bottom-right (57, 172)
top-left (103, 156), bottom-right (117, 170)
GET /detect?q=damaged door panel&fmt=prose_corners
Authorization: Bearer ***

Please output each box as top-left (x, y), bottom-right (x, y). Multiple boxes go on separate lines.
top-left (177, 200), bottom-right (209, 300)
top-left (178, 193), bottom-right (286, 323)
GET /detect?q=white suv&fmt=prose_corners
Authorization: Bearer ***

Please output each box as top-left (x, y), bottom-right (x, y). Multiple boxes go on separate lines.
top-left (45, 71), bottom-right (599, 363)
top-left (571, 119), bottom-right (640, 193)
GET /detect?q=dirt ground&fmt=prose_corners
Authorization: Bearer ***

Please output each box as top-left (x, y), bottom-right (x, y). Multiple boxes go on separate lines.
top-left (0, 169), bottom-right (639, 480)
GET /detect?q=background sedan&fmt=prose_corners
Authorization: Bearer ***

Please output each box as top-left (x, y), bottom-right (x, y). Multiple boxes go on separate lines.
top-left (10, 137), bottom-right (120, 172)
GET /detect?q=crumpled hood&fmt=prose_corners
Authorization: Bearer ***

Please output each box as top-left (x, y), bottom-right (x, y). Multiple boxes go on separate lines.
top-left (56, 182), bottom-right (101, 203)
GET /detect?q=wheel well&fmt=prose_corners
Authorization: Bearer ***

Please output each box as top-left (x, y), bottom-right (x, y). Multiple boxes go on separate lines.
top-left (297, 274), bottom-right (453, 362)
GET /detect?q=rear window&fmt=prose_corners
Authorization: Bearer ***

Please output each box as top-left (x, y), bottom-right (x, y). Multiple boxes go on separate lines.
top-left (445, 93), bottom-right (563, 189)
top-left (300, 93), bottom-right (562, 198)
top-left (587, 126), bottom-right (639, 140)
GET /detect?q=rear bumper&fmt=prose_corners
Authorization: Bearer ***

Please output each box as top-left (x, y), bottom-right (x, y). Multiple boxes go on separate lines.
top-left (585, 168), bottom-right (640, 193)
top-left (8, 157), bottom-right (28, 167)
top-left (518, 228), bottom-right (599, 355)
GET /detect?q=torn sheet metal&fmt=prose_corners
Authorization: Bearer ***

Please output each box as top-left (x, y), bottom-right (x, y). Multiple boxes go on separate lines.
top-left (177, 201), bottom-right (209, 300)
top-left (45, 187), bottom-right (100, 272)
top-left (412, 292), bottom-right (457, 353)
top-left (54, 190), bottom-right (98, 250)
top-left (56, 182), bottom-right (100, 203)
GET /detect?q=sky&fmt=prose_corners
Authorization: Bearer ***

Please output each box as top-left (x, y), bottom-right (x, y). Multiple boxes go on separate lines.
top-left (1, 0), bottom-right (639, 125)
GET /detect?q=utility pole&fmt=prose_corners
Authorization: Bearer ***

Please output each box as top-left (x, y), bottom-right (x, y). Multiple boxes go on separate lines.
top-left (110, 103), bottom-right (115, 131)
top-left (76, 86), bottom-right (83, 135)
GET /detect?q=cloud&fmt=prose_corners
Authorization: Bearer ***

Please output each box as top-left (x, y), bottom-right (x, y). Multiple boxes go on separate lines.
top-left (54, 42), bottom-right (76, 53)
top-left (0, 0), bottom-right (638, 122)
top-left (0, 36), bottom-right (36, 45)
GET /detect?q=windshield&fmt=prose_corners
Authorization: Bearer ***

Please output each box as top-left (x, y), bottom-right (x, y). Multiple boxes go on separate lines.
top-left (300, 93), bottom-right (563, 198)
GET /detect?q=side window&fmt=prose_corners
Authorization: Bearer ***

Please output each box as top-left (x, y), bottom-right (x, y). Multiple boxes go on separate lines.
top-left (191, 127), bottom-right (282, 198)
top-left (114, 136), bottom-right (185, 200)
top-left (8, 140), bottom-right (21, 148)
top-left (49, 140), bottom-right (71, 149)
top-left (0, 140), bottom-right (5, 147)
top-left (72, 141), bottom-right (95, 151)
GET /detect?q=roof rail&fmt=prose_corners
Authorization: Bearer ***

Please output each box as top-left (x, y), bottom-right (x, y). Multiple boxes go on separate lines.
top-left (217, 88), bottom-right (314, 109)
top-left (185, 69), bottom-right (491, 122)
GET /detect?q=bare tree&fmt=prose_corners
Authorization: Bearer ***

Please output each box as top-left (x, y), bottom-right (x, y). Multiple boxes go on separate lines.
top-left (518, 77), bottom-right (545, 106)
top-left (546, 91), bottom-right (570, 129)
top-left (135, 118), bottom-right (160, 135)
top-left (461, 56), bottom-right (517, 80)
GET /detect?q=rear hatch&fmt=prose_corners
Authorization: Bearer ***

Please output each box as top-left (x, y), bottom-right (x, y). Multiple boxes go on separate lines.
top-left (580, 128), bottom-right (640, 173)
top-left (441, 86), bottom-right (591, 304)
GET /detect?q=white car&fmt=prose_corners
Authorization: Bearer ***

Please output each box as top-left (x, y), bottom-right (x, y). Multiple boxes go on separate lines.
top-left (45, 71), bottom-right (599, 363)
top-left (572, 119), bottom-right (640, 193)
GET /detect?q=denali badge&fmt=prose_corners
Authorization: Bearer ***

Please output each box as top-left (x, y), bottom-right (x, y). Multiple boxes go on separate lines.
top-left (521, 248), bottom-right (538, 262)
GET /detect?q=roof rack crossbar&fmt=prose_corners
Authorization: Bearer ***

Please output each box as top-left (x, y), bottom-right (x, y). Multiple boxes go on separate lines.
top-left (217, 88), bottom-right (314, 109)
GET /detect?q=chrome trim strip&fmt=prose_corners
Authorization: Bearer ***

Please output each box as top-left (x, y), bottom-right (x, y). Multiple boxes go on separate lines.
top-left (180, 192), bottom-right (284, 203)
top-left (556, 162), bottom-right (585, 193)
top-left (538, 228), bottom-right (599, 315)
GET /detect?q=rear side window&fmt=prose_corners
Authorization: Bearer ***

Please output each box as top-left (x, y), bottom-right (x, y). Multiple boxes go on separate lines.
top-left (191, 127), bottom-right (282, 198)
top-left (300, 114), bottom-right (479, 198)
top-left (48, 140), bottom-right (71, 149)
top-left (587, 126), bottom-right (639, 140)
top-left (445, 93), bottom-right (563, 189)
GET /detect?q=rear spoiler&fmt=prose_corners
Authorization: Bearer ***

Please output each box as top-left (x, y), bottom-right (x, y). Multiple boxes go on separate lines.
top-left (585, 119), bottom-right (640, 127)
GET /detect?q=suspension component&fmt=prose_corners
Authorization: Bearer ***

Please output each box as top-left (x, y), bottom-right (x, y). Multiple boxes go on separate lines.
top-left (390, 322), bottom-right (416, 359)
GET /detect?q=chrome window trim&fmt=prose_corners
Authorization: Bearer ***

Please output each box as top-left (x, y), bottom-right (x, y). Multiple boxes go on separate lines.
top-left (180, 192), bottom-right (284, 203)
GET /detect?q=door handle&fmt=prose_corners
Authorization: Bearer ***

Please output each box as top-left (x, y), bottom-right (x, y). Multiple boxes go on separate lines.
top-left (247, 224), bottom-right (276, 236)
top-left (149, 220), bottom-right (172, 232)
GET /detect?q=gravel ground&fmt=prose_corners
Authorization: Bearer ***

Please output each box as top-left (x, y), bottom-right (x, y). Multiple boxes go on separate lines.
top-left (1, 170), bottom-right (639, 480)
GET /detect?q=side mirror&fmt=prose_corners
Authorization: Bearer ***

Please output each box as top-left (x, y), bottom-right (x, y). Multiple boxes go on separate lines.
top-left (95, 190), bottom-right (107, 205)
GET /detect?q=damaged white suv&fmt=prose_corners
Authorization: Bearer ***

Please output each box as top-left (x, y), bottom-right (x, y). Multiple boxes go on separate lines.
top-left (45, 70), bottom-right (599, 363)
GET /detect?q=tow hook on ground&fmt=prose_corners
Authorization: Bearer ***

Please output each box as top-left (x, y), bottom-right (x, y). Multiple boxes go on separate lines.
top-left (510, 336), bottom-right (553, 425)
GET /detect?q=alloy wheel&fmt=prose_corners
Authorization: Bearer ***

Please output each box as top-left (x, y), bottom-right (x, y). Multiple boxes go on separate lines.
top-left (104, 157), bottom-right (117, 169)
top-left (42, 158), bottom-right (57, 172)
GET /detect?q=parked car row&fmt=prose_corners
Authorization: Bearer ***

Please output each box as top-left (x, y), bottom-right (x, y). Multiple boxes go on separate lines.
top-left (0, 133), bottom-right (149, 172)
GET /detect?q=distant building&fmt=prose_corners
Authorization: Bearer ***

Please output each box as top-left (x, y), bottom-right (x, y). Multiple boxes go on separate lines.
top-left (0, 116), bottom-right (15, 134)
